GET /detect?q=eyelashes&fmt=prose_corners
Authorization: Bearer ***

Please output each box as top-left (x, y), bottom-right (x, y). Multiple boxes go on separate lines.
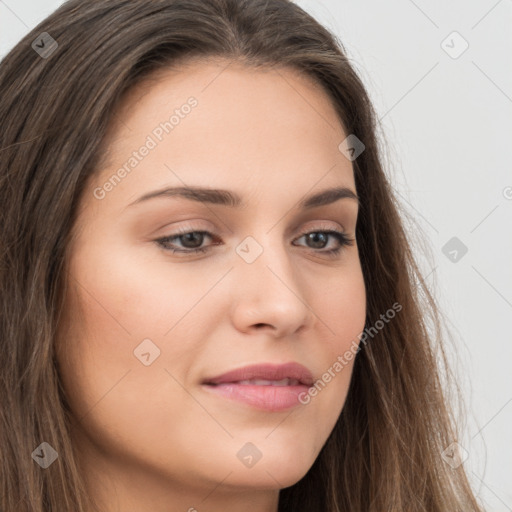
top-left (155, 228), bottom-right (355, 258)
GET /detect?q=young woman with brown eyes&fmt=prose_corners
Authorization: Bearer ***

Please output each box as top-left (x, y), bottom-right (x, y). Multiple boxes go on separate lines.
top-left (0, 1), bottom-right (484, 511)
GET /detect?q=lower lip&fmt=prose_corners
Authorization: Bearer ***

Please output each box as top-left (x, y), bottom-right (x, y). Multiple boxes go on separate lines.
top-left (202, 383), bottom-right (311, 411)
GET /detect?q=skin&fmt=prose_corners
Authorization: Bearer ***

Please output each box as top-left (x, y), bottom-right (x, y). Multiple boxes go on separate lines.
top-left (55, 59), bottom-right (367, 512)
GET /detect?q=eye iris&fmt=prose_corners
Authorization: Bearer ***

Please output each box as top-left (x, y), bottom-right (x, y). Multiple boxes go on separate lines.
top-left (180, 232), bottom-right (204, 248)
top-left (306, 232), bottom-right (328, 249)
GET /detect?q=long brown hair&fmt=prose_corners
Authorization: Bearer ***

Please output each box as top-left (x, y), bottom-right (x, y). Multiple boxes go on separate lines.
top-left (0, 0), bottom-right (484, 510)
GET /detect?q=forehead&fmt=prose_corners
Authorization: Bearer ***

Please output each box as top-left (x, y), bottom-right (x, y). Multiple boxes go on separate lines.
top-left (90, 59), bottom-right (356, 213)
top-left (102, 59), bottom-right (347, 152)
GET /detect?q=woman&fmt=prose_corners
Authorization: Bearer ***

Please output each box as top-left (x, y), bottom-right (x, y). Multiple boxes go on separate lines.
top-left (0, 0), bottom-right (484, 511)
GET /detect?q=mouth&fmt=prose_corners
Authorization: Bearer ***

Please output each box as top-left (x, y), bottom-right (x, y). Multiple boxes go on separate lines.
top-left (201, 362), bottom-right (314, 411)
top-left (216, 377), bottom-right (302, 386)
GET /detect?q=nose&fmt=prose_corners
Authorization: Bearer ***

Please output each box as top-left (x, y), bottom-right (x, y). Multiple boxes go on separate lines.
top-left (229, 236), bottom-right (316, 338)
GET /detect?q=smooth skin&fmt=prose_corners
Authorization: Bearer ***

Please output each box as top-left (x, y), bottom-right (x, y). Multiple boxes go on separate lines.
top-left (55, 59), bottom-right (367, 512)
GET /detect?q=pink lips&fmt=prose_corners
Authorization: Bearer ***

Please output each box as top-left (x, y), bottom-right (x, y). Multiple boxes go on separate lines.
top-left (201, 362), bottom-right (314, 411)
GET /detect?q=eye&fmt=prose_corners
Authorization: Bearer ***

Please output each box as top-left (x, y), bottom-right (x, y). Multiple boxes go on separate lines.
top-left (156, 229), bottom-right (218, 255)
top-left (293, 229), bottom-right (354, 257)
top-left (155, 227), bottom-right (354, 257)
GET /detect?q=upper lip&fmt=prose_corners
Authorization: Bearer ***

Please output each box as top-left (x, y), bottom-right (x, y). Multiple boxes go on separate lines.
top-left (202, 362), bottom-right (315, 386)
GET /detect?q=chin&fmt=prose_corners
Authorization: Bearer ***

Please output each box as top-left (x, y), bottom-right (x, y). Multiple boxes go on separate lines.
top-left (215, 445), bottom-right (317, 490)
top-left (221, 463), bottom-right (313, 491)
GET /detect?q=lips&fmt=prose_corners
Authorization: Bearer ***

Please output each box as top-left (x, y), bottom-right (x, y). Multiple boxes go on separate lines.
top-left (201, 362), bottom-right (315, 411)
top-left (202, 362), bottom-right (315, 387)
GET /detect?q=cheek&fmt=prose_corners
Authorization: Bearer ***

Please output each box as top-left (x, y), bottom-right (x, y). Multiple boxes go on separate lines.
top-left (55, 244), bottom-right (197, 420)
top-left (68, 239), bottom-right (226, 342)
top-left (317, 258), bottom-right (367, 349)
top-left (55, 267), bottom-right (207, 473)
top-left (302, 261), bottom-right (366, 417)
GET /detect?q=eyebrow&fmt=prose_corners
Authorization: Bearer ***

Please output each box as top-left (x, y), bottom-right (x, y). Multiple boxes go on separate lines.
top-left (127, 185), bottom-right (359, 210)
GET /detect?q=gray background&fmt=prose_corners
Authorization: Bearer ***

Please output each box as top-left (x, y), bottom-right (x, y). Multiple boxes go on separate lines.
top-left (1, 0), bottom-right (511, 509)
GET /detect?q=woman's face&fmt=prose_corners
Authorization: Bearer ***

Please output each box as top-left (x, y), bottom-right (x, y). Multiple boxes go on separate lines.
top-left (56, 59), bottom-right (366, 511)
